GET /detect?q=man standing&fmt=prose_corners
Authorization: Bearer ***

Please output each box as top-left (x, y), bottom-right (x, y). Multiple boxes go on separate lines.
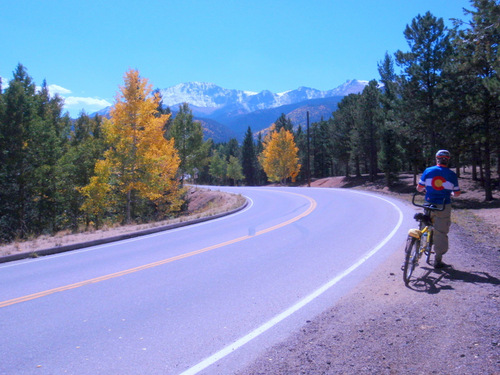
top-left (417, 150), bottom-right (461, 268)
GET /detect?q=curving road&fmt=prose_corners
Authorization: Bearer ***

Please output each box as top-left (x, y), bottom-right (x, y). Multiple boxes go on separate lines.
top-left (0, 187), bottom-right (414, 375)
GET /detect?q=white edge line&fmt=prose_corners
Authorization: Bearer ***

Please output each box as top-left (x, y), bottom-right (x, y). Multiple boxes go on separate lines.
top-left (180, 192), bottom-right (404, 375)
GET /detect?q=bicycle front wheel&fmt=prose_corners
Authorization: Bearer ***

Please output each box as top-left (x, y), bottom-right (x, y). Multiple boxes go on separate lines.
top-left (403, 236), bottom-right (419, 285)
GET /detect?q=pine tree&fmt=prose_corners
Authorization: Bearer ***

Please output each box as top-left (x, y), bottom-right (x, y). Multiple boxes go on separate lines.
top-left (255, 133), bottom-right (267, 185)
top-left (378, 52), bottom-right (403, 187)
top-left (225, 138), bottom-right (240, 160)
top-left (274, 113), bottom-right (294, 133)
top-left (32, 80), bottom-right (70, 233)
top-left (168, 103), bottom-right (210, 184)
top-left (294, 124), bottom-right (309, 182)
top-left (0, 65), bottom-right (74, 239)
top-left (311, 119), bottom-right (332, 178)
top-left (378, 52), bottom-right (398, 108)
top-left (395, 11), bottom-right (453, 161)
top-left (330, 94), bottom-right (358, 177)
top-left (58, 113), bottom-right (106, 230)
top-left (241, 127), bottom-right (258, 185)
top-left (352, 81), bottom-right (383, 182)
top-left (451, 0), bottom-right (499, 200)
top-left (0, 64), bottom-right (39, 240)
top-left (379, 125), bottom-right (401, 187)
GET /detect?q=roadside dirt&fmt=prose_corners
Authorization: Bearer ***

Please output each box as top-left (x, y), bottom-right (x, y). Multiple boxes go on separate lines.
top-left (238, 171), bottom-right (500, 374)
top-left (0, 187), bottom-right (246, 258)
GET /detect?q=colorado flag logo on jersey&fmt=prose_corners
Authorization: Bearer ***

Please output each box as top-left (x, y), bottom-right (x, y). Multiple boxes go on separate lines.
top-left (431, 176), bottom-right (446, 190)
top-left (429, 176), bottom-right (454, 191)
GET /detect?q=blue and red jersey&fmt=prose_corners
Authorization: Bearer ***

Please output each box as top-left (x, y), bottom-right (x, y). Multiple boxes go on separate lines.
top-left (418, 165), bottom-right (460, 204)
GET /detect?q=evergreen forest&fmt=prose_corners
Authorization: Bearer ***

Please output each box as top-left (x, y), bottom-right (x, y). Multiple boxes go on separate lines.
top-left (0, 0), bottom-right (498, 243)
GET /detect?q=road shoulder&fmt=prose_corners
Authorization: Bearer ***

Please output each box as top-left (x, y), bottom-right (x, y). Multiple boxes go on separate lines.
top-left (0, 188), bottom-right (247, 263)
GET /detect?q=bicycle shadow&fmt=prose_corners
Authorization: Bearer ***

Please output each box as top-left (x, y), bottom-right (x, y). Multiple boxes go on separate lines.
top-left (405, 265), bottom-right (500, 294)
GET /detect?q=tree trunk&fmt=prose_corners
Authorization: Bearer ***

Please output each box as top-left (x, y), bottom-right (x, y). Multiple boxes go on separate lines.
top-left (497, 150), bottom-right (500, 178)
top-left (355, 156), bottom-right (361, 177)
top-left (126, 189), bottom-right (132, 224)
top-left (483, 125), bottom-right (493, 201)
top-left (413, 162), bottom-right (418, 186)
top-left (472, 150), bottom-right (478, 181)
top-left (479, 156), bottom-right (484, 187)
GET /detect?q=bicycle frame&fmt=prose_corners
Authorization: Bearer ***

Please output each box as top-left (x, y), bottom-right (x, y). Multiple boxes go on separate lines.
top-left (403, 192), bottom-right (445, 285)
top-left (407, 224), bottom-right (432, 269)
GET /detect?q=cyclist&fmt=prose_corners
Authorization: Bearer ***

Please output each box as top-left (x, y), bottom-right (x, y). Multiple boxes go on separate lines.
top-left (416, 150), bottom-right (461, 269)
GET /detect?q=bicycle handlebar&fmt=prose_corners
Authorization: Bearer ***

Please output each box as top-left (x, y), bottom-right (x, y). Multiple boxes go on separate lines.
top-left (412, 191), bottom-right (446, 211)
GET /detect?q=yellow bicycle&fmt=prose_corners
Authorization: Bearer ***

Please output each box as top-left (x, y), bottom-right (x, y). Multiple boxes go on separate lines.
top-left (403, 192), bottom-right (445, 285)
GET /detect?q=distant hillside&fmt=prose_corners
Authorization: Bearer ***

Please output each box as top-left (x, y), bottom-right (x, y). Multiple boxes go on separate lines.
top-left (167, 108), bottom-right (237, 143)
top-left (192, 117), bottom-right (237, 143)
top-left (222, 96), bottom-right (345, 140)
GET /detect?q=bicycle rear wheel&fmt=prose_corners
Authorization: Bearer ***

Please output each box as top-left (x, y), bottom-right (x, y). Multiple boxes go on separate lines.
top-left (403, 236), bottom-right (419, 285)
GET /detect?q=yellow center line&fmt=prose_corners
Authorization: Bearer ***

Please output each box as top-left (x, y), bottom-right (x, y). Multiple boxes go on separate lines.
top-left (0, 192), bottom-right (317, 309)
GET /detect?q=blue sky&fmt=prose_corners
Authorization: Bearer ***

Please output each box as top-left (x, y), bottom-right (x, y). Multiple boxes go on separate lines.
top-left (1, 0), bottom-right (472, 117)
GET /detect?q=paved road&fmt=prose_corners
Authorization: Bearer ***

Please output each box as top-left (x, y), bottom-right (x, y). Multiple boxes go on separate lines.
top-left (0, 187), bottom-right (414, 375)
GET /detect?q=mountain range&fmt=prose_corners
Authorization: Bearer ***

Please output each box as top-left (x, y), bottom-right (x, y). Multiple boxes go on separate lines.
top-left (97, 79), bottom-right (369, 142)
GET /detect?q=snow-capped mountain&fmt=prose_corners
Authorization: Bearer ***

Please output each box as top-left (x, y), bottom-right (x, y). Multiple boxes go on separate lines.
top-left (160, 79), bottom-right (368, 112)
top-left (160, 82), bottom-right (249, 109)
top-left (92, 79), bottom-right (370, 142)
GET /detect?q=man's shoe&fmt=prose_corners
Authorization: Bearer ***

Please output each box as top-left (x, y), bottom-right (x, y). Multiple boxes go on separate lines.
top-left (434, 261), bottom-right (449, 269)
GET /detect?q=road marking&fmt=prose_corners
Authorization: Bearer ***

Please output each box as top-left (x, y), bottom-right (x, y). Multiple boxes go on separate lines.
top-left (180, 191), bottom-right (404, 375)
top-left (0, 191), bottom-right (316, 309)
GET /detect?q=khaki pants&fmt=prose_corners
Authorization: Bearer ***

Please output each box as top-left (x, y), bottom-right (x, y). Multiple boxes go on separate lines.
top-left (431, 204), bottom-right (452, 262)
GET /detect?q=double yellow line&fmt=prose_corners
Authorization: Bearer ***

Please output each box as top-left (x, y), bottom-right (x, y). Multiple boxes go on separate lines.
top-left (0, 191), bottom-right (316, 309)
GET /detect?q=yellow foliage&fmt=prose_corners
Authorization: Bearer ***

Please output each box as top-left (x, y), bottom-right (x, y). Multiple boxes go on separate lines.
top-left (81, 69), bottom-right (183, 222)
top-left (259, 128), bottom-right (301, 184)
top-left (79, 159), bottom-right (112, 218)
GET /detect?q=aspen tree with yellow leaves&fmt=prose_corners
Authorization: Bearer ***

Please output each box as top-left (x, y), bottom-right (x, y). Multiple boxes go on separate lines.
top-left (80, 69), bottom-right (182, 226)
top-left (259, 127), bottom-right (301, 185)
